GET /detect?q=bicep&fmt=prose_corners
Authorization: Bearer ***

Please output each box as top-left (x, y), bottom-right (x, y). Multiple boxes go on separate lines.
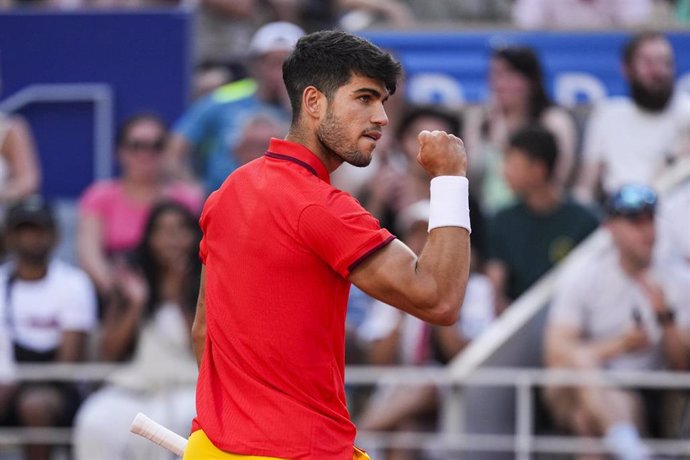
top-left (2, 118), bottom-right (40, 188)
top-left (544, 323), bottom-right (581, 365)
top-left (349, 239), bottom-right (434, 321)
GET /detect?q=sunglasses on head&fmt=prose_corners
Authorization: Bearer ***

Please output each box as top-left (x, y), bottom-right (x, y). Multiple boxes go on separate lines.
top-left (606, 184), bottom-right (657, 218)
top-left (122, 138), bottom-right (165, 153)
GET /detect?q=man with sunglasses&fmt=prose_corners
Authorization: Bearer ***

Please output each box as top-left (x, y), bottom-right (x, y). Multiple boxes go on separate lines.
top-left (543, 184), bottom-right (690, 460)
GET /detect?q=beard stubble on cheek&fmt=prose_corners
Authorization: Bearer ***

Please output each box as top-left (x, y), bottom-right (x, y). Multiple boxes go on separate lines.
top-left (316, 109), bottom-right (372, 168)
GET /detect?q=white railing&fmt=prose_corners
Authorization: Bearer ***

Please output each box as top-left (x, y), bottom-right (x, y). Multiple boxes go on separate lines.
top-left (2, 364), bottom-right (690, 458)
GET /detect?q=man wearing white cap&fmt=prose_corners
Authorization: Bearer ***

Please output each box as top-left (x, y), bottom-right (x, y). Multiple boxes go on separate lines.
top-left (165, 22), bottom-right (305, 194)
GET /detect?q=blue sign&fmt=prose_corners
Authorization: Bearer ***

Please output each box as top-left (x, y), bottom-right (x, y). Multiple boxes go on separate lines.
top-left (0, 11), bottom-right (192, 198)
top-left (362, 30), bottom-right (690, 107)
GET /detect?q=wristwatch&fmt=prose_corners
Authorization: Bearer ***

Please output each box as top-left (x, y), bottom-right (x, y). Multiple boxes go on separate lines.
top-left (656, 309), bottom-right (676, 327)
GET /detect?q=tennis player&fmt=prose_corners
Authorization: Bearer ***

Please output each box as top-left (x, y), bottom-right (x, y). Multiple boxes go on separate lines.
top-left (185, 30), bottom-right (472, 460)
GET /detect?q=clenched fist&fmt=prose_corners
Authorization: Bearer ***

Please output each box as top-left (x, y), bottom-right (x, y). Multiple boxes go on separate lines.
top-left (416, 130), bottom-right (467, 178)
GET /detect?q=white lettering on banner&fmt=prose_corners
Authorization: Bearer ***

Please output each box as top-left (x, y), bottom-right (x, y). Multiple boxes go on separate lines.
top-left (554, 72), bottom-right (608, 107)
top-left (407, 73), bottom-right (465, 107)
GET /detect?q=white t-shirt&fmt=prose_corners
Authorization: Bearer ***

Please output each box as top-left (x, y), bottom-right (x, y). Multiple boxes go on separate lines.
top-left (583, 93), bottom-right (690, 194)
top-left (657, 181), bottom-right (690, 264)
top-left (0, 260), bottom-right (97, 354)
top-left (548, 248), bottom-right (690, 371)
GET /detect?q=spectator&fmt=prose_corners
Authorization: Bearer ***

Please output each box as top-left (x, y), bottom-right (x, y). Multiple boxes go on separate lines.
top-left (356, 200), bottom-right (494, 460)
top-left (74, 201), bottom-right (201, 460)
top-left (194, 0), bottom-right (258, 81)
top-left (0, 196), bottom-right (97, 460)
top-left (233, 110), bottom-right (289, 166)
top-left (576, 31), bottom-right (690, 205)
top-left (165, 21), bottom-right (304, 193)
top-left (400, 0), bottom-right (512, 24)
top-left (77, 113), bottom-right (202, 302)
top-left (337, 0), bottom-right (413, 31)
top-left (543, 184), bottom-right (690, 460)
top-left (486, 125), bottom-right (598, 313)
top-left (464, 45), bottom-right (578, 214)
top-left (0, 112), bottom-right (41, 212)
top-left (513, 0), bottom-right (654, 29)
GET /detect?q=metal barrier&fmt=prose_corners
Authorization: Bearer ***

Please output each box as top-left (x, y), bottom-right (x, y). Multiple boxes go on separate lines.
top-left (2, 364), bottom-right (690, 458)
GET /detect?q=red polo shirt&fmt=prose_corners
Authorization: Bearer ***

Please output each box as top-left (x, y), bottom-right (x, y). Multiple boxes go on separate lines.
top-left (193, 138), bottom-right (395, 459)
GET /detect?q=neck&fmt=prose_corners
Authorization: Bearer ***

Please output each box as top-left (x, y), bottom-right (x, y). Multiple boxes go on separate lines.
top-left (501, 99), bottom-right (529, 122)
top-left (521, 182), bottom-right (561, 213)
top-left (618, 252), bottom-right (648, 277)
top-left (286, 125), bottom-right (341, 174)
top-left (122, 176), bottom-right (161, 198)
top-left (15, 261), bottom-right (48, 281)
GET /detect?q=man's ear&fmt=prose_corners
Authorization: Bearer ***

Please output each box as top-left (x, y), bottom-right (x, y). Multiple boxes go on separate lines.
top-left (302, 86), bottom-right (325, 120)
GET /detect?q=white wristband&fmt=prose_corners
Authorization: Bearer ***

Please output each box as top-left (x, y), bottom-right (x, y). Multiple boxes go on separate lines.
top-left (428, 176), bottom-right (471, 233)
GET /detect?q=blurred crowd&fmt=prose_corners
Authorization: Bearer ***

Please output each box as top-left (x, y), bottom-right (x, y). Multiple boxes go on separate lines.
top-left (1, 1), bottom-right (690, 460)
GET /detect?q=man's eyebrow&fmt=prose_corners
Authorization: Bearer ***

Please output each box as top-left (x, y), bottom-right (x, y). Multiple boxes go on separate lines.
top-left (353, 87), bottom-right (390, 102)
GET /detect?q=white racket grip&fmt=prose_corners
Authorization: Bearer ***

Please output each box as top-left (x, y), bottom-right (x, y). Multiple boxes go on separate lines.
top-left (130, 412), bottom-right (188, 457)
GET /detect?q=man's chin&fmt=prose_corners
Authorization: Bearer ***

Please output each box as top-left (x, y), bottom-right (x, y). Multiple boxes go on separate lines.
top-left (346, 156), bottom-right (372, 168)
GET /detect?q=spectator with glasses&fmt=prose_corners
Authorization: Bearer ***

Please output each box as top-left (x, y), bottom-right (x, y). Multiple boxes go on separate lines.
top-left (77, 113), bottom-right (203, 303)
top-left (543, 184), bottom-right (690, 460)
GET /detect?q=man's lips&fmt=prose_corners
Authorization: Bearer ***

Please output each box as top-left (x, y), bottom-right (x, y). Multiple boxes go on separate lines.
top-left (363, 131), bottom-right (381, 141)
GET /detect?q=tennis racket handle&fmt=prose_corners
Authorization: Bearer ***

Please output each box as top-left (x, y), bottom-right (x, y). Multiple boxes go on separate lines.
top-left (130, 412), bottom-right (188, 456)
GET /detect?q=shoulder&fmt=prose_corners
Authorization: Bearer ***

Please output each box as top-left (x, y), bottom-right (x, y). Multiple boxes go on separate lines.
top-left (48, 260), bottom-right (93, 287)
top-left (542, 105), bottom-right (574, 124)
top-left (210, 79), bottom-right (258, 105)
top-left (591, 97), bottom-right (635, 117)
top-left (491, 203), bottom-right (527, 223)
top-left (670, 91), bottom-right (690, 116)
top-left (79, 179), bottom-right (121, 207)
top-left (561, 199), bottom-right (598, 220)
top-left (556, 250), bottom-right (609, 293)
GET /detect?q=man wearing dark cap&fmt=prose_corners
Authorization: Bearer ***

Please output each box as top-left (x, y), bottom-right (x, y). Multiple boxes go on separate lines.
top-left (0, 196), bottom-right (97, 460)
top-left (543, 184), bottom-right (690, 460)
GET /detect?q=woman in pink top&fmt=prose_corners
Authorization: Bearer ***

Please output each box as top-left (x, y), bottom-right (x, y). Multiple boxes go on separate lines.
top-left (77, 113), bottom-right (203, 300)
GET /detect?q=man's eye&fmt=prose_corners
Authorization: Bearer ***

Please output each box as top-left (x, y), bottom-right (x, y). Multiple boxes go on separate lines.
top-left (359, 95), bottom-right (371, 103)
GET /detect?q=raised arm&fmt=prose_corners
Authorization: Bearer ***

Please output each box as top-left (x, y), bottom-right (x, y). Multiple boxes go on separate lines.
top-left (349, 130), bottom-right (470, 326)
top-left (0, 116), bottom-right (41, 202)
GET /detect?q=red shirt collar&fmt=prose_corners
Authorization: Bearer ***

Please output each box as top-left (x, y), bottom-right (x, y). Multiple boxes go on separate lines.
top-left (265, 138), bottom-right (330, 184)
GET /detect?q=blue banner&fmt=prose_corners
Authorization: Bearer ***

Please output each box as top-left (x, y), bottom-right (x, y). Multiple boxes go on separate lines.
top-left (362, 30), bottom-right (690, 107)
top-left (0, 11), bottom-right (192, 198)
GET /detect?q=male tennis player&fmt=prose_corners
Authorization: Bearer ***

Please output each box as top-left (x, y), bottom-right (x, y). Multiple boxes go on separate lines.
top-left (185, 30), bottom-right (472, 460)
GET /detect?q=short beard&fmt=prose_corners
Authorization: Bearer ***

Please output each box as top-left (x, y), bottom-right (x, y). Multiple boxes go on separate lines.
top-left (316, 109), bottom-right (371, 168)
top-left (630, 79), bottom-right (673, 112)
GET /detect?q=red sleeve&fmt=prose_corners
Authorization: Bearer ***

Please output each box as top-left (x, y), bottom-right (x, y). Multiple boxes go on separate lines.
top-left (297, 194), bottom-right (395, 278)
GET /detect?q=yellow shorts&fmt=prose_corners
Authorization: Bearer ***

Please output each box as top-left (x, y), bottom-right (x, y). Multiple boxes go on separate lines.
top-left (183, 429), bottom-right (371, 460)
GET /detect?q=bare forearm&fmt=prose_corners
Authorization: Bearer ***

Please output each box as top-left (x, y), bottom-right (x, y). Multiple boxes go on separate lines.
top-left (101, 305), bottom-right (142, 361)
top-left (57, 332), bottom-right (87, 362)
top-left (413, 228), bottom-right (471, 322)
top-left (581, 338), bottom-right (626, 364)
